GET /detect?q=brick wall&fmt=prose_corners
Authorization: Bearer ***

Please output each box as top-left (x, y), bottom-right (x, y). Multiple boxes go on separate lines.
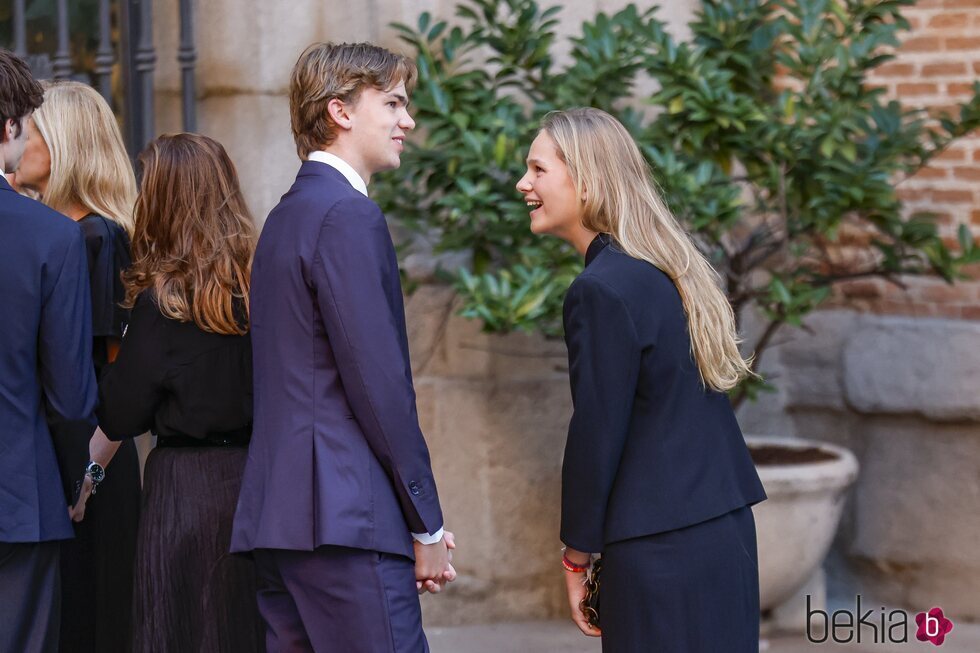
top-left (828, 1), bottom-right (980, 320)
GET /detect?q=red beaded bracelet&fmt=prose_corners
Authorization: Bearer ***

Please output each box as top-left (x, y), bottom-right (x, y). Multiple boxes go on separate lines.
top-left (562, 554), bottom-right (589, 573)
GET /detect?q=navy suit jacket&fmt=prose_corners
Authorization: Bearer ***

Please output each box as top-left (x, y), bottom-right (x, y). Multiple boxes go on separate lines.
top-left (0, 176), bottom-right (97, 543)
top-left (231, 161), bottom-right (443, 558)
top-left (560, 235), bottom-right (766, 553)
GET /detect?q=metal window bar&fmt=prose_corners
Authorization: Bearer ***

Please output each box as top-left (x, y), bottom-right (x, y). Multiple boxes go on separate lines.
top-left (94, 0), bottom-right (115, 103)
top-left (12, 0), bottom-right (27, 57)
top-left (52, 0), bottom-right (71, 79)
top-left (5, 0), bottom-right (170, 159)
top-left (178, 0), bottom-right (197, 133)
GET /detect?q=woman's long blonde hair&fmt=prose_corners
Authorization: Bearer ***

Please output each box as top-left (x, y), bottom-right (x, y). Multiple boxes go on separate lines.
top-left (542, 108), bottom-right (753, 392)
top-left (123, 133), bottom-right (256, 335)
top-left (32, 80), bottom-right (136, 235)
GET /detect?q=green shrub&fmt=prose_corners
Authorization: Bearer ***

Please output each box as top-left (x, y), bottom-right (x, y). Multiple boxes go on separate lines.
top-left (374, 0), bottom-right (980, 402)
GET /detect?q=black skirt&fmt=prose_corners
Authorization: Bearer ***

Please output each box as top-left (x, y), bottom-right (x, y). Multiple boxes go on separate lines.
top-left (133, 445), bottom-right (264, 653)
top-left (599, 506), bottom-right (760, 653)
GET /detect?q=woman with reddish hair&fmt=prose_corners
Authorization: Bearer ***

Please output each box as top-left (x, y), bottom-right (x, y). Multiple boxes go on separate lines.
top-left (97, 133), bottom-right (263, 652)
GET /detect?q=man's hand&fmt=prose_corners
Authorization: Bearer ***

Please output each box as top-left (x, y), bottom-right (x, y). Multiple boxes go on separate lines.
top-left (68, 474), bottom-right (95, 523)
top-left (415, 530), bottom-right (457, 594)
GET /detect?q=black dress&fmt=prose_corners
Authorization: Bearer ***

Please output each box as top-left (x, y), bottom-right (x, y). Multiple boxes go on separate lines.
top-left (48, 213), bottom-right (140, 653)
top-left (97, 292), bottom-right (263, 653)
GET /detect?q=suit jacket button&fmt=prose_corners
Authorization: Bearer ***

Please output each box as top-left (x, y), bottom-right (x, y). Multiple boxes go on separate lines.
top-left (409, 481), bottom-right (420, 495)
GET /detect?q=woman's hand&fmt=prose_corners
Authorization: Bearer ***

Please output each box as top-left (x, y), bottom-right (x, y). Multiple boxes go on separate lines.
top-left (563, 548), bottom-right (600, 637)
top-left (68, 474), bottom-right (95, 522)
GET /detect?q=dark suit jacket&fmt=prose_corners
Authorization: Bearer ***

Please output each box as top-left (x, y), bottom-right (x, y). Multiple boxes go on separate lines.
top-left (231, 161), bottom-right (443, 558)
top-left (560, 235), bottom-right (766, 553)
top-left (0, 175), bottom-right (97, 543)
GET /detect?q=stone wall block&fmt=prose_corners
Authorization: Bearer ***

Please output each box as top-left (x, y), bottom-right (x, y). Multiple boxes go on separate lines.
top-left (843, 317), bottom-right (980, 421)
top-left (846, 421), bottom-right (980, 619)
top-left (424, 309), bottom-right (568, 381)
top-left (779, 310), bottom-right (859, 410)
top-left (404, 285), bottom-right (456, 376)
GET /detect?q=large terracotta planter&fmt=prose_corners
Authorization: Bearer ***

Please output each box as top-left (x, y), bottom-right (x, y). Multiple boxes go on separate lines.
top-left (746, 436), bottom-right (859, 611)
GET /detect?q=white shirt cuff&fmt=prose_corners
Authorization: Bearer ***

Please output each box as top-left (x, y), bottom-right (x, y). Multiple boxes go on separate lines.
top-left (411, 528), bottom-right (444, 545)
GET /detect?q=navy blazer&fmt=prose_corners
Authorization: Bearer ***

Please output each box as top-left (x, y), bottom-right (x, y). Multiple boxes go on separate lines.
top-left (560, 235), bottom-right (766, 553)
top-left (0, 176), bottom-right (97, 543)
top-left (231, 162), bottom-right (443, 559)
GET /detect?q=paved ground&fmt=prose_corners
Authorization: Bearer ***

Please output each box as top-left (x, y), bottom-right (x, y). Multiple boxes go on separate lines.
top-left (427, 619), bottom-right (980, 652)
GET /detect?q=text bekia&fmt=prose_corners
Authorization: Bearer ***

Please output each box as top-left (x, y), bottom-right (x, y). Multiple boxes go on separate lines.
top-left (805, 595), bottom-right (954, 646)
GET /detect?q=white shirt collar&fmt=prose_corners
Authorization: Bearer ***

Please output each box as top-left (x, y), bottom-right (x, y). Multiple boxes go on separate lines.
top-left (307, 151), bottom-right (367, 197)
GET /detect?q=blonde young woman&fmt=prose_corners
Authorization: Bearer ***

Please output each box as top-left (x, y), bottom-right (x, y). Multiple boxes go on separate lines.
top-left (516, 108), bottom-right (767, 652)
top-left (13, 80), bottom-right (140, 653)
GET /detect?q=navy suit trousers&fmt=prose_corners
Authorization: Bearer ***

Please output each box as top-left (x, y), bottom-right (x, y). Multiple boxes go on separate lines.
top-left (254, 546), bottom-right (427, 653)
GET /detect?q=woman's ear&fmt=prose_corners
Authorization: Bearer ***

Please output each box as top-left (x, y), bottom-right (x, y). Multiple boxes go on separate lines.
top-left (326, 98), bottom-right (353, 131)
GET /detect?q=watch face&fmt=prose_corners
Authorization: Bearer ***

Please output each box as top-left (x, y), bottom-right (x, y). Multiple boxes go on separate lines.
top-left (86, 462), bottom-right (106, 483)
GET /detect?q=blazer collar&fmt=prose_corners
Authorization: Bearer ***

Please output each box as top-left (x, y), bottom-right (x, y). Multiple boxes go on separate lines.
top-left (306, 151), bottom-right (368, 196)
top-left (585, 233), bottom-right (611, 267)
top-left (297, 159), bottom-right (355, 188)
top-left (0, 174), bottom-right (13, 194)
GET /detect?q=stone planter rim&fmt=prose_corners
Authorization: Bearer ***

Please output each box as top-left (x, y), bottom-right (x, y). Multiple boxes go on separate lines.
top-left (745, 435), bottom-right (859, 495)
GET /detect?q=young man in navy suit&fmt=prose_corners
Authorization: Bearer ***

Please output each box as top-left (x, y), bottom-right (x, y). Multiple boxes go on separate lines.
top-left (232, 43), bottom-right (454, 652)
top-left (0, 49), bottom-right (98, 653)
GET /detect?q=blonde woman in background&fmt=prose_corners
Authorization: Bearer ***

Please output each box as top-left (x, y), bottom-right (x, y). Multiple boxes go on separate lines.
top-left (13, 80), bottom-right (140, 653)
top-left (516, 108), bottom-right (767, 652)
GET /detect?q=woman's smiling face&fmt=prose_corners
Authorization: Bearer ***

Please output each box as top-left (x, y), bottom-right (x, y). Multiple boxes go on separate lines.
top-left (516, 131), bottom-right (584, 239)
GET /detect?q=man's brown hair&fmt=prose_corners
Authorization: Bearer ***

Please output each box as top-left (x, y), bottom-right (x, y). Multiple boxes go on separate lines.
top-left (289, 42), bottom-right (416, 159)
top-left (0, 49), bottom-right (44, 141)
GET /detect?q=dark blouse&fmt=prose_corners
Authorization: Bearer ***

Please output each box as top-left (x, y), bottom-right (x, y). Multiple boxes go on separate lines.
top-left (97, 292), bottom-right (253, 444)
top-left (47, 214), bottom-right (132, 498)
top-left (79, 214), bottom-right (131, 373)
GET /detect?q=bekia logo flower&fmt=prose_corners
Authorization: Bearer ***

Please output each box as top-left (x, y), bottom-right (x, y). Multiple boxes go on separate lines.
top-left (915, 607), bottom-right (954, 646)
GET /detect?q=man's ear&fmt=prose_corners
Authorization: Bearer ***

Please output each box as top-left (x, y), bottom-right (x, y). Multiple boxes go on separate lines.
top-left (327, 98), bottom-right (353, 131)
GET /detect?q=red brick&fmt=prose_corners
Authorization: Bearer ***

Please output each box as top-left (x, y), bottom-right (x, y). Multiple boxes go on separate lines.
top-left (948, 82), bottom-right (979, 96)
top-left (962, 305), bottom-right (980, 320)
top-left (928, 104), bottom-right (963, 119)
top-left (875, 62), bottom-right (917, 77)
top-left (961, 262), bottom-right (980, 279)
top-left (918, 282), bottom-right (971, 302)
top-left (974, 62), bottom-right (980, 74)
top-left (933, 189), bottom-right (975, 203)
top-left (974, 150), bottom-right (980, 162)
top-left (901, 36), bottom-right (942, 52)
top-left (922, 62), bottom-right (968, 77)
top-left (954, 166), bottom-right (980, 180)
top-left (972, 209), bottom-right (980, 224)
top-left (911, 166), bottom-right (949, 180)
top-left (946, 37), bottom-right (980, 50)
top-left (929, 12), bottom-right (973, 28)
top-left (945, 0), bottom-right (980, 7)
top-left (873, 299), bottom-right (937, 318)
top-left (897, 188), bottom-right (929, 201)
top-left (936, 148), bottom-right (968, 162)
top-left (839, 280), bottom-right (883, 299)
top-left (897, 83), bottom-right (940, 96)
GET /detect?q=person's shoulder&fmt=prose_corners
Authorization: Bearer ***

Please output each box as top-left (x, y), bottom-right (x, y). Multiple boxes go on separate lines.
top-left (3, 192), bottom-right (80, 238)
top-left (270, 165), bottom-right (370, 226)
top-left (591, 244), bottom-right (675, 295)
